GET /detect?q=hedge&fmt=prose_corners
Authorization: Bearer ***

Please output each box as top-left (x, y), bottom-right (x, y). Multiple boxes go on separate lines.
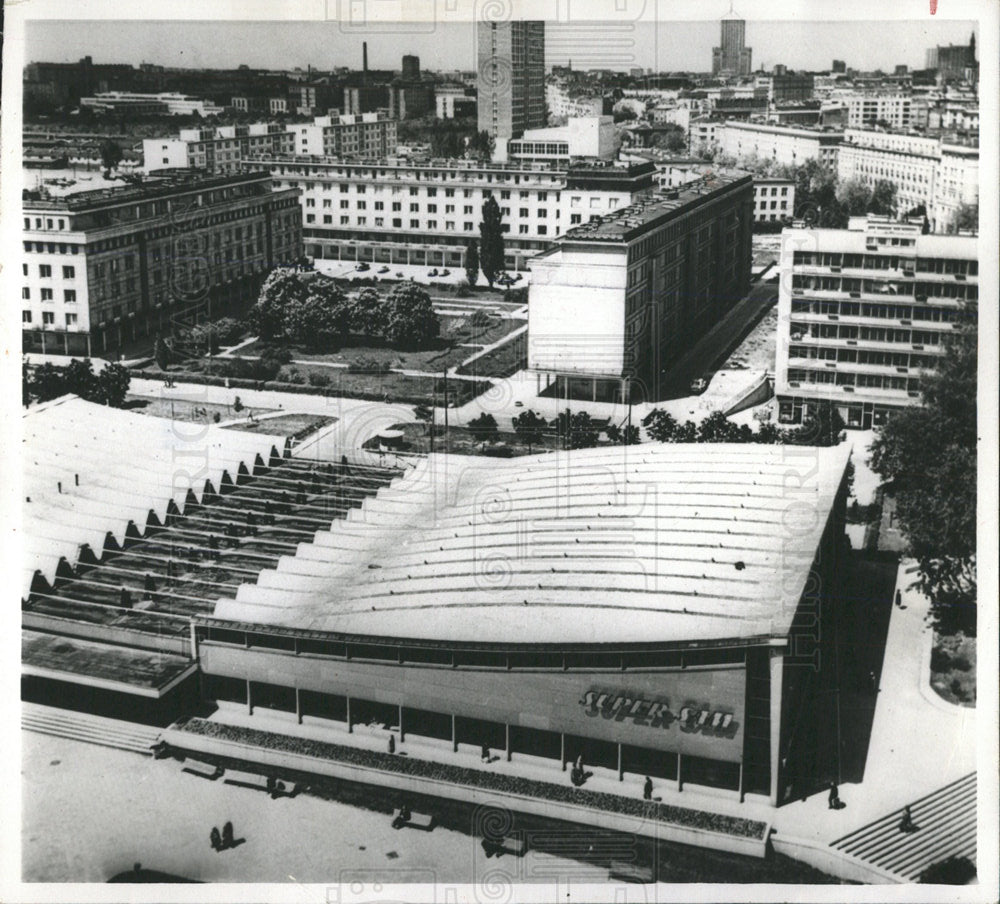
top-left (174, 718), bottom-right (767, 840)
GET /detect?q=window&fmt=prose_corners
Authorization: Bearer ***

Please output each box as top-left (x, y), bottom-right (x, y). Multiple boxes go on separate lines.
top-left (427, 220), bottom-right (437, 229)
top-left (64, 290), bottom-right (77, 303)
top-left (306, 214), bottom-right (316, 223)
top-left (22, 311), bottom-right (32, 324)
top-left (66, 313), bottom-right (78, 326)
top-left (340, 216), bottom-right (349, 225)
top-left (410, 203), bottom-right (419, 212)
top-left (22, 263), bottom-right (28, 276)
top-left (427, 204), bottom-right (437, 213)
top-left (519, 208), bottom-right (529, 218)
top-left (392, 202), bottom-right (402, 211)
top-left (41, 288), bottom-right (53, 301)
top-left (42, 312), bottom-right (55, 325)
top-left (393, 218), bottom-right (402, 228)
top-left (323, 215), bottom-right (333, 224)
top-left (538, 208), bottom-right (547, 218)
top-left (538, 225), bottom-right (547, 235)
top-left (501, 190), bottom-right (511, 199)
top-left (464, 205), bottom-right (473, 214)
top-left (571, 214), bottom-right (582, 224)
top-left (410, 219), bottom-right (420, 228)
top-left (39, 264), bottom-right (52, 278)
top-left (22, 288), bottom-right (30, 300)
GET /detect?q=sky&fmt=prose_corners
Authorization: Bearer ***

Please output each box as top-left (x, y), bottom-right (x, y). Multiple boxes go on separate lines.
top-left (25, 18), bottom-right (979, 75)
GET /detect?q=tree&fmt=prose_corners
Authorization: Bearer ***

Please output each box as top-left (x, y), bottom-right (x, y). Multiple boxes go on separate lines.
top-left (283, 289), bottom-right (349, 347)
top-left (479, 196), bottom-right (506, 289)
top-left (412, 404), bottom-right (434, 433)
top-left (97, 362), bottom-right (131, 407)
top-left (465, 239), bottom-right (480, 288)
top-left (837, 178), bottom-right (873, 217)
top-left (383, 283), bottom-right (439, 348)
top-left (250, 267), bottom-right (307, 340)
top-left (951, 203), bottom-right (978, 233)
top-left (869, 179), bottom-right (897, 218)
top-left (154, 333), bottom-right (170, 371)
top-left (785, 400), bottom-right (844, 447)
top-left (347, 287), bottom-right (386, 337)
top-left (869, 311), bottom-right (977, 634)
top-left (553, 409), bottom-right (600, 450)
top-left (100, 139), bottom-right (123, 177)
top-left (513, 408), bottom-right (546, 453)
top-left (467, 412), bottom-right (499, 444)
top-left (606, 422), bottom-right (641, 445)
top-left (64, 358), bottom-right (100, 401)
top-left (696, 411), bottom-right (754, 443)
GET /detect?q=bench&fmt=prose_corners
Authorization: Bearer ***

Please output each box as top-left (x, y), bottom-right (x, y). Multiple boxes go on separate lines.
top-left (609, 860), bottom-right (655, 883)
top-left (392, 809), bottom-right (435, 831)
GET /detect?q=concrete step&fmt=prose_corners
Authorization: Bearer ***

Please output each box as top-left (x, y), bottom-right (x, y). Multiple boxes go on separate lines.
top-left (21, 703), bottom-right (161, 755)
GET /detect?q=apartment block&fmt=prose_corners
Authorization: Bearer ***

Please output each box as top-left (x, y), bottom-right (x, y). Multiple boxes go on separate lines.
top-left (528, 173), bottom-right (754, 403)
top-left (775, 215), bottom-right (978, 428)
top-left (144, 123), bottom-right (295, 174)
top-left (286, 112), bottom-right (398, 158)
top-left (718, 122), bottom-right (842, 168)
top-left (258, 156), bottom-right (656, 273)
top-left (845, 93), bottom-right (912, 130)
top-left (21, 171), bottom-right (302, 356)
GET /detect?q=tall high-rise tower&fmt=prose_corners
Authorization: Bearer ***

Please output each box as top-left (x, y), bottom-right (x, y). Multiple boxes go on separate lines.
top-left (712, 6), bottom-right (752, 77)
top-left (477, 21), bottom-right (546, 159)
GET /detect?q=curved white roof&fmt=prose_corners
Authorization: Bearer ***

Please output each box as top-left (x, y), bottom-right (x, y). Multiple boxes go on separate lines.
top-left (22, 396), bottom-right (286, 598)
top-left (214, 443), bottom-right (852, 646)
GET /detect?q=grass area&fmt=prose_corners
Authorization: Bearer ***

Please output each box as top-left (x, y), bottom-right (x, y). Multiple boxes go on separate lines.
top-left (126, 396), bottom-right (277, 424)
top-left (236, 314), bottom-right (521, 375)
top-left (225, 414), bottom-right (336, 438)
top-left (364, 421), bottom-right (565, 457)
top-left (456, 329), bottom-right (527, 378)
top-left (930, 632), bottom-right (976, 706)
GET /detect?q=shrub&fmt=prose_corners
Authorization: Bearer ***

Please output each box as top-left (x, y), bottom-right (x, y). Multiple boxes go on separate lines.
top-left (348, 357), bottom-right (391, 375)
top-left (308, 371), bottom-right (332, 388)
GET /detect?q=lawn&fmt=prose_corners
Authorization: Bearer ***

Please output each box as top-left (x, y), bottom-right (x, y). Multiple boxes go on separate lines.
top-left (225, 414), bottom-right (336, 439)
top-left (126, 396), bottom-right (277, 424)
top-left (456, 329), bottom-right (527, 378)
top-left (930, 632), bottom-right (976, 706)
top-left (363, 421), bottom-right (565, 457)
top-left (270, 366), bottom-right (491, 407)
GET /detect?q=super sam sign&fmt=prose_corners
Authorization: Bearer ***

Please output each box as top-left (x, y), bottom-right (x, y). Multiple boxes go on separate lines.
top-left (580, 690), bottom-right (739, 740)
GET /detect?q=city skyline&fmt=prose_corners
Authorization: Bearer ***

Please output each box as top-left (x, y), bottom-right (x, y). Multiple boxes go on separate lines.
top-left (26, 19), bottom-right (979, 76)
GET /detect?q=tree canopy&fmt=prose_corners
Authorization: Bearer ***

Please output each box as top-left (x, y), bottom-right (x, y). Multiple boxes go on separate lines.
top-left (512, 408), bottom-right (546, 453)
top-left (383, 284), bottom-right (440, 348)
top-left (869, 309), bottom-right (978, 634)
top-left (464, 239), bottom-right (480, 288)
top-left (479, 196), bottom-right (506, 289)
top-left (25, 359), bottom-right (131, 407)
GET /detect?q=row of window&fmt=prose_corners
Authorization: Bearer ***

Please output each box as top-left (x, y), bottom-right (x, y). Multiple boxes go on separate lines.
top-left (792, 276), bottom-right (977, 300)
top-left (787, 368), bottom-right (920, 392)
top-left (790, 298), bottom-right (964, 321)
top-left (793, 250), bottom-right (976, 275)
top-left (787, 345), bottom-right (939, 368)
top-left (22, 288), bottom-right (76, 302)
top-left (790, 322), bottom-right (944, 345)
top-left (23, 311), bottom-right (77, 326)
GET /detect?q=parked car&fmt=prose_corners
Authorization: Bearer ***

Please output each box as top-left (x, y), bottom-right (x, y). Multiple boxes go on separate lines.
top-left (428, 268), bottom-right (439, 277)
top-left (356, 262), bottom-right (370, 272)
top-left (441, 269), bottom-right (450, 276)
top-left (689, 375), bottom-right (711, 394)
top-left (396, 272), bottom-right (404, 278)
top-left (378, 266), bottom-right (390, 274)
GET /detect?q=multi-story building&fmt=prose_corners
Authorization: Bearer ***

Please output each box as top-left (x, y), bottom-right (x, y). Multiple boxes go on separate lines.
top-left (477, 21), bottom-right (546, 159)
top-left (712, 14), bottom-right (753, 77)
top-left (291, 84), bottom-right (340, 116)
top-left (507, 116), bottom-right (618, 166)
top-left (718, 122), bottom-right (842, 168)
top-left (21, 171), bottom-right (302, 356)
top-left (435, 85), bottom-right (476, 119)
top-left (545, 82), bottom-right (607, 121)
top-left (927, 35), bottom-right (977, 83)
top-left (388, 83), bottom-right (435, 120)
top-left (836, 128), bottom-right (979, 231)
top-left (690, 117), bottom-right (722, 156)
top-left (401, 55), bottom-right (421, 81)
top-left (844, 93), bottom-right (913, 130)
top-left (775, 215), bottom-right (978, 428)
top-left (528, 173), bottom-right (754, 403)
top-left (80, 91), bottom-right (224, 117)
top-left (144, 123), bottom-right (295, 174)
top-left (257, 156), bottom-right (656, 274)
top-left (342, 85), bottom-right (391, 115)
top-left (285, 112), bottom-right (398, 158)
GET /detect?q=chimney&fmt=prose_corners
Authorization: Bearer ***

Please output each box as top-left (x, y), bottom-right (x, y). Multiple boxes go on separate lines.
top-left (363, 42), bottom-right (369, 85)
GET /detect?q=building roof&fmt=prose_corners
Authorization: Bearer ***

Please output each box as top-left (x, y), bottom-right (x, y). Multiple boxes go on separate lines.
top-left (556, 172), bottom-right (751, 244)
top-left (213, 443), bottom-right (851, 647)
top-left (22, 396), bottom-right (286, 598)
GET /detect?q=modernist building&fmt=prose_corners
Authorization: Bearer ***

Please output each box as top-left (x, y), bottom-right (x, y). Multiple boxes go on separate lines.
top-left (21, 171), bottom-right (302, 355)
top-left (21, 395), bottom-right (853, 809)
top-left (718, 122), bottom-right (842, 169)
top-left (477, 21), bottom-right (546, 158)
top-left (286, 112), bottom-right (398, 158)
top-left (80, 91), bottom-right (224, 117)
top-left (507, 116), bottom-right (618, 165)
top-left (435, 86), bottom-right (476, 119)
top-left (343, 85), bottom-right (392, 115)
top-left (144, 123), bottom-right (294, 174)
top-left (258, 155), bottom-right (656, 273)
top-left (844, 93), bottom-right (913, 130)
top-left (775, 215), bottom-right (978, 428)
top-left (836, 129), bottom-right (979, 231)
top-left (528, 173), bottom-right (753, 403)
top-left (712, 13), bottom-right (753, 77)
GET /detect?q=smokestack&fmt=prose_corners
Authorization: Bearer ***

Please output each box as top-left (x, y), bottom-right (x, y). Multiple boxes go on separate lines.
top-left (363, 42), bottom-right (369, 85)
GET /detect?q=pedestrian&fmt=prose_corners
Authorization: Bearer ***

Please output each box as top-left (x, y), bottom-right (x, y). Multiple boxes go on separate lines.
top-left (894, 589), bottom-right (905, 609)
top-left (828, 781), bottom-right (841, 810)
top-left (899, 805), bottom-right (917, 833)
top-left (296, 481), bottom-right (307, 505)
top-left (222, 821), bottom-right (234, 849)
top-left (246, 511), bottom-right (257, 535)
top-left (400, 801), bottom-right (411, 823)
top-left (119, 587), bottom-right (132, 609)
top-left (643, 776), bottom-right (653, 800)
top-left (481, 742), bottom-right (490, 762)
top-left (388, 734), bottom-right (396, 754)
top-left (869, 670), bottom-right (878, 693)
top-left (266, 775), bottom-right (276, 796)
top-left (210, 826), bottom-right (222, 851)
top-left (574, 754), bottom-right (583, 773)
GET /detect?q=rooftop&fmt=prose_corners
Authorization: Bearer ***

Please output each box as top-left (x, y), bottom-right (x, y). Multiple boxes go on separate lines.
top-left (556, 173), bottom-right (751, 244)
top-left (213, 443), bottom-right (851, 647)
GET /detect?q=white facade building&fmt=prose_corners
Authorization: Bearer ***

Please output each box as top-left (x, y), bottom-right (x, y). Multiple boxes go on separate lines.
top-left (80, 91), bottom-right (224, 116)
top-left (507, 116), bottom-right (618, 165)
top-left (286, 112), bottom-right (397, 158)
top-left (144, 123), bottom-right (295, 174)
top-left (718, 122), bottom-right (842, 168)
top-left (435, 90), bottom-right (476, 119)
top-left (776, 215), bottom-right (978, 428)
top-left (844, 93), bottom-right (913, 130)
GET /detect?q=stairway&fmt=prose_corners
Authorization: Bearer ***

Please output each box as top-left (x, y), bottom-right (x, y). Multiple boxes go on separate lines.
top-left (829, 773), bottom-right (977, 882)
top-left (21, 702), bottom-right (162, 756)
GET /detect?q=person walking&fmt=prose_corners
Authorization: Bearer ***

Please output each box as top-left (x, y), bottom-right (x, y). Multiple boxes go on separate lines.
top-left (388, 734), bottom-right (396, 754)
top-left (895, 589), bottom-right (905, 609)
top-left (899, 805), bottom-right (917, 833)
top-left (481, 742), bottom-right (490, 763)
top-left (210, 827), bottom-right (222, 852)
top-left (222, 821), bottom-right (234, 850)
top-left (643, 776), bottom-right (653, 800)
top-left (828, 781), bottom-right (842, 810)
